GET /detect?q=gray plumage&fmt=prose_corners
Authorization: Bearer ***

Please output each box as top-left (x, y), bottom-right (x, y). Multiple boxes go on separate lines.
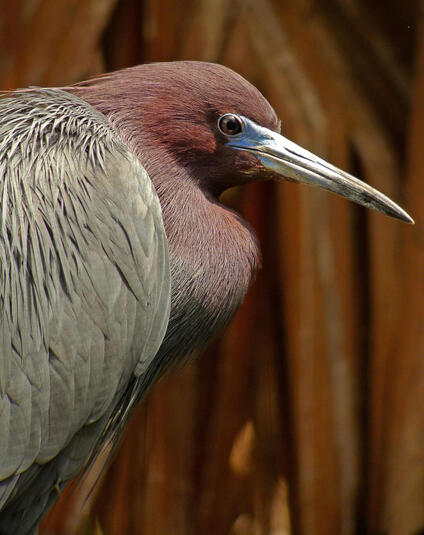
top-left (0, 89), bottom-right (170, 533)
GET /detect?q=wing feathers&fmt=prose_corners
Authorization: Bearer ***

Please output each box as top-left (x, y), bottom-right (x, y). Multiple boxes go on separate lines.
top-left (0, 88), bottom-right (171, 521)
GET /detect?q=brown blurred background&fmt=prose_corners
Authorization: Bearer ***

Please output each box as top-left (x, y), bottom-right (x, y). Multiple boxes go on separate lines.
top-left (1, 0), bottom-right (423, 534)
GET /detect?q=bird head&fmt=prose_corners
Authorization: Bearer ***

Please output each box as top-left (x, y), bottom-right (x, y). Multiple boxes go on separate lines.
top-left (71, 61), bottom-right (412, 223)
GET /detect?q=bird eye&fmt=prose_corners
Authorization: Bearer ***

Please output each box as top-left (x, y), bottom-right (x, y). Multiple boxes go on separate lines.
top-left (217, 114), bottom-right (243, 136)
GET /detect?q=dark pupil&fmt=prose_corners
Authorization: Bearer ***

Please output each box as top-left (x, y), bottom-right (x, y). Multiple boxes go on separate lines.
top-left (222, 115), bottom-right (240, 134)
top-left (225, 118), bottom-right (238, 132)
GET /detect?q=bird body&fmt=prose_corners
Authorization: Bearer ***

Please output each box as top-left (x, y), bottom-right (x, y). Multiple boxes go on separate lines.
top-left (0, 61), bottom-right (412, 533)
top-left (0, 89), bottom-right (170, 532)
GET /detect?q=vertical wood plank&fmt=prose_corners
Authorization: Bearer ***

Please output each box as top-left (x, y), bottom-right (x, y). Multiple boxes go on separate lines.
top-left (379, 18), bottom-right (424, 534)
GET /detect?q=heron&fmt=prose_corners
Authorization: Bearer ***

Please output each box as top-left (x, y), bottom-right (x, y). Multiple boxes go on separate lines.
top-left (0, 61), bottom-right (413, 533)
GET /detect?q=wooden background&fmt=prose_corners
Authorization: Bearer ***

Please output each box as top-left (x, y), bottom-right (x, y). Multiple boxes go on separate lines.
top-left (1, 0), bottom-right (423, 534)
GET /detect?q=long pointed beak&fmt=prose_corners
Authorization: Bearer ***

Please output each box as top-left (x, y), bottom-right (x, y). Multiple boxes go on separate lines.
top-left (226, 117), bottom-right (414, 223)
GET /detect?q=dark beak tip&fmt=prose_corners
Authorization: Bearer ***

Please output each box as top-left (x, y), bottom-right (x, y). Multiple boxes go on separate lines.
top-left (392, 208), bottom-right (415, 225)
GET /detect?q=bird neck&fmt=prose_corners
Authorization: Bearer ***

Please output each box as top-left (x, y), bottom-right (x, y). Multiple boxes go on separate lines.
top-left (136, 140), bottom-right (260, 360)
top-left (153, 171), bottom-right (261, 362)
top-left (153, 160), bottom-right (261, 294)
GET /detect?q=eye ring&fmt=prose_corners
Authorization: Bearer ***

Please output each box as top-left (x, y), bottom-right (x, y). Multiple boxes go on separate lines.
top-left (217, 113), bottom-right (244, 136)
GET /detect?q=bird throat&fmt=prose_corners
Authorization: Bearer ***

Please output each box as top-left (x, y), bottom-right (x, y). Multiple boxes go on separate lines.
top-left (152, 177), bottom-right (260, 372)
